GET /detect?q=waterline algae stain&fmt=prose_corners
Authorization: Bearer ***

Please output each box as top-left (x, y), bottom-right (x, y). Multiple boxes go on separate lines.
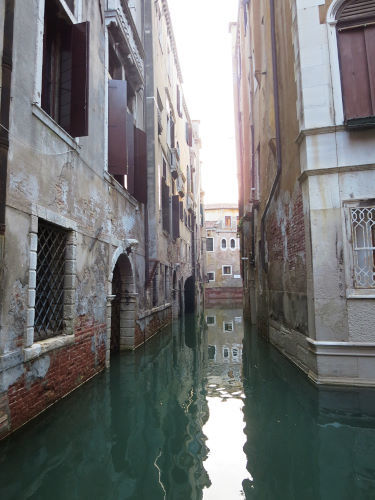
top-left (1, 303), bottom-right (375, 499)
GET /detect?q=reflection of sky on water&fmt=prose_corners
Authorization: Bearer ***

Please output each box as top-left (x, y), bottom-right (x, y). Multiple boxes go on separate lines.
top-left (203, 304), bottom-right (251, 499)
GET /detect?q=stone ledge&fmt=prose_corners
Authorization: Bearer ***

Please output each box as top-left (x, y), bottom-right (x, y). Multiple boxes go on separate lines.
top-left (307, 338), bottom-right (375, 357)
top-left (138, 303), bottom-right (172, 320)
top-left (23, 335), bottom-right (75, 362)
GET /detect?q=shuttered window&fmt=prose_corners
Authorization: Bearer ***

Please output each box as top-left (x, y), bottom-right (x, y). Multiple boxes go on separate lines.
top-left (108, 80), bottom-right (128, 176)
top-left (337, 0), bottom-right (375, 126)
top-left (42, 0), bottom-right (89, 137)
top-left (172, 195), bottom-right (180, 240)
top-left (162, 178), bottom-right (170, 233)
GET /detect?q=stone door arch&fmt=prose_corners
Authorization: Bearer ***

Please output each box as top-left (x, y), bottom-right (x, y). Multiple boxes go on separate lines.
top-left (108, 252), bottom-right (136, 360)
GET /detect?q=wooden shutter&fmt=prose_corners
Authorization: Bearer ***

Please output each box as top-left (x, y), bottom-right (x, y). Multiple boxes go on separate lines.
top-left (179, 201), bottom-right (183, 221)
top-left (70, 22), bottom-right (90, 137)
top-left (337, 0), bottom-right (375, 24)
top-left (162, 179), bottom-right (170, 232)
top-left (134, 127), bottom-right (147, 203)
top-left (172, 195), bottom-right (180, 239)
top-left (127, 112), bottom-right (135, 195)
top-left (338, 26), bottom-right (375, 119)
top-left (108, 80), bottom-right (127, 175)
top-left (177, 85), bottom-right (181, 117)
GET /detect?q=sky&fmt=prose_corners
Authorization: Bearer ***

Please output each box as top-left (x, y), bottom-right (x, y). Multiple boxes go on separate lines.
top-left (167, 0), bottom-right (239, 205)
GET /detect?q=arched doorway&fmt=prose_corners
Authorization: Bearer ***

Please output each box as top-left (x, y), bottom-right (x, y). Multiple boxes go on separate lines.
top-left (110, 253), bottom-right (136, 354)
top-left (184, 276), bottom-right (195, 314)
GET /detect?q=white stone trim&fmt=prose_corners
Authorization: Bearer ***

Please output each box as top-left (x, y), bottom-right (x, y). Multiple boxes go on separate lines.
top-left (326, 0), bottom-right (348, 125)
top-left (307, 338), bottom-right (375, 357)
top-left (23, 211), bottom-right (77, 357)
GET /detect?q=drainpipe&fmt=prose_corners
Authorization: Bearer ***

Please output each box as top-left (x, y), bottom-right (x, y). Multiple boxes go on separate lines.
top-left (0, 0), bottom-right (15, 261)
top-left (260, 0), bottom-right (282, 271)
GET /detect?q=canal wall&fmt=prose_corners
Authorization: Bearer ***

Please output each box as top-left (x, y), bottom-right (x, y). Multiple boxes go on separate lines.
top-left (0, 316), bottom-right (106, 439)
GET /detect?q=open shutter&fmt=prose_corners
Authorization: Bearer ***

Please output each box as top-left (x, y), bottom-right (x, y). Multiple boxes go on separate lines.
top-left (134, 127), bottom-right (147, 203)
top-left (172, 195), bottom-right (180, 239)
top-left (108, 80), bottom-right (127, 175)
top-left (162, 179), bottom-right (170, 232)
top-left (179, 201), bottom-right (183, 221)
top-left (127, 112), bottom-right (135, 195)
top-left (70, 22), bottom-right (90, 137)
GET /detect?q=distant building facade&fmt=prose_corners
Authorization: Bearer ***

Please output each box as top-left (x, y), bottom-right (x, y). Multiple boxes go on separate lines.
top-left (0, 0), bottom-right (203, 439)
top-left (232, 0), bottom-right (375, 386)
top-left (205, 205), bottom-right (242, 301)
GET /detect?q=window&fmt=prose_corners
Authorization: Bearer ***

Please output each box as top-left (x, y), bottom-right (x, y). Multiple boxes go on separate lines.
top-left (350, 206), bottom-right (375, 288)
top-left (206, 316), bottom-right (216, 326)
top-left (107, 39), bottom-right (147, 203)
top-left (207, 272), bottom-right (215, 282)
top-left (41, 0), bottom-right (89, 137)
top-left (336, 0), bottom-right (375, 127)
top-left (222, 265), bottom-right (232, 275)
top-left (221, 238), bottom-right (227, 250)
top-left (223, 347), bottom-right (229, 359)
top-left (225, 216), bottom-right (231, 228)
top-left (35, 220), bottom-right (68, 340)
top-left (223, 322), bottom-right (233, 332)
top-left (162, 177), bottom-right (170, 233)
top-left (230, 238), bottom-right (236, 249)
top-left (208, 345), bottom-right (216, 360)
top-left (207, 237), bottom-right (214, 252)
top-left (172, 195), bottom-right (180, 239)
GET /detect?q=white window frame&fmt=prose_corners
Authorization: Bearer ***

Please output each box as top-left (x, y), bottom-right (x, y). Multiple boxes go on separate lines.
top-left (221, 238), bottom-right (227, 250)
top-left (343, 201), bottom-right (375, 298)
top-left (206, 237), bottom-right (214, 252)
top-left (206, 316), bottom-right (216, 326)
top-left (230, 238), bottom-right (236, 249)
top-left (223, 321), bottom-right (234, 333)
top-left (222, 346), bottom-right (230, 361)
top-left (207, 271), bottom-right (215, 282)
top-left (222, 265), bottom-right (232, 276)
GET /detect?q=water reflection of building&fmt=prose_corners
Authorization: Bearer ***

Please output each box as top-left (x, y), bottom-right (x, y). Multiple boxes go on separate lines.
top-left (242, 326), bottom-right (375, 499)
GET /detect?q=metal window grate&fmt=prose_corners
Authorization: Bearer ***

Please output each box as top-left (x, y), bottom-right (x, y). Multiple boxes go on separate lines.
top-left (351, 207), bottom-right (375, 288)
top-left (35, 220), bottom-right (67, 340)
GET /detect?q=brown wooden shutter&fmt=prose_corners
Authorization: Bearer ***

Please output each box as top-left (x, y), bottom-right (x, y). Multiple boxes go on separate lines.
top-left (179, 201), bottom-right (183, 221)
top-left (70, 22), bottom-right (90, 137)
top-left (337, 0), bottom-right (375, 24)
top-left (172, 195), bottom-right (180, 239)
top-left (365, 25), bottom-right (375, 110)
top-left (127, 112), bottom-right (135, 195)
top-left (134, 127), bottom-right (147, 203)
top-left (108, 80), bottom-right (127, 175)
top-left (338, 27), bottom-right (373, 119)
top-left (162, 179), bottom-right (170, 232)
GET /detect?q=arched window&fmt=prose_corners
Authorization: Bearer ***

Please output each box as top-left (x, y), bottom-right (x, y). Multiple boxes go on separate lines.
top-left (230, 238), bottom-right (236, 249)
top-left (336, 0), bottom-right (375, 127)
top-left (221, 238), bottom-right (227, 249)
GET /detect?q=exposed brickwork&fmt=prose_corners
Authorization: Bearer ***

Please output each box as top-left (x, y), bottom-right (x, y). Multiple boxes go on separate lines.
top-left (135, 309), bottom-right (173, 348)
top-left (205, 287), bottom-right (243, 301)
top-left (2, 316), bottom-right (106, 439)
top-left (267, 188), bottom-right (306, 270)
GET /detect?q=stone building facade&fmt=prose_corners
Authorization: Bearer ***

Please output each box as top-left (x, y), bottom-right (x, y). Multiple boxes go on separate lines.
top-left (232, 0), bottom-right (375, 386)
top-left (205, 205), bottom-right (242, 301)
top-left (0, 0), bottom-right (203, 439)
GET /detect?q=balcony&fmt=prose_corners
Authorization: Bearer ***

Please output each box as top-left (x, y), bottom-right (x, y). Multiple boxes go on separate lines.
top-left (170, 147), bottom-right (179, 179)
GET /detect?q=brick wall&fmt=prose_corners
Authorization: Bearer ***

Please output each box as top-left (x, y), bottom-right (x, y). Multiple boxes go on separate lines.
top-left (1, 316), bottom-right (106, 439)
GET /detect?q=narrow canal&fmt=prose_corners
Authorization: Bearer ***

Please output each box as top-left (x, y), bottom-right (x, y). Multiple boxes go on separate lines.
top-left (1, 302), bottom-right (375, 499)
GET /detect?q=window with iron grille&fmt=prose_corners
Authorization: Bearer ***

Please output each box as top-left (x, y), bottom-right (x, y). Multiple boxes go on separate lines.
top-left (35, 220), bottom-right (68, 340)
top-left (351, 206), bottom-right (375, 288)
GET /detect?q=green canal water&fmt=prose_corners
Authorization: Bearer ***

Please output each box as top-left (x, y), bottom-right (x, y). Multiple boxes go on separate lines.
top-left (1, 303), bottom-right (375, 499)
